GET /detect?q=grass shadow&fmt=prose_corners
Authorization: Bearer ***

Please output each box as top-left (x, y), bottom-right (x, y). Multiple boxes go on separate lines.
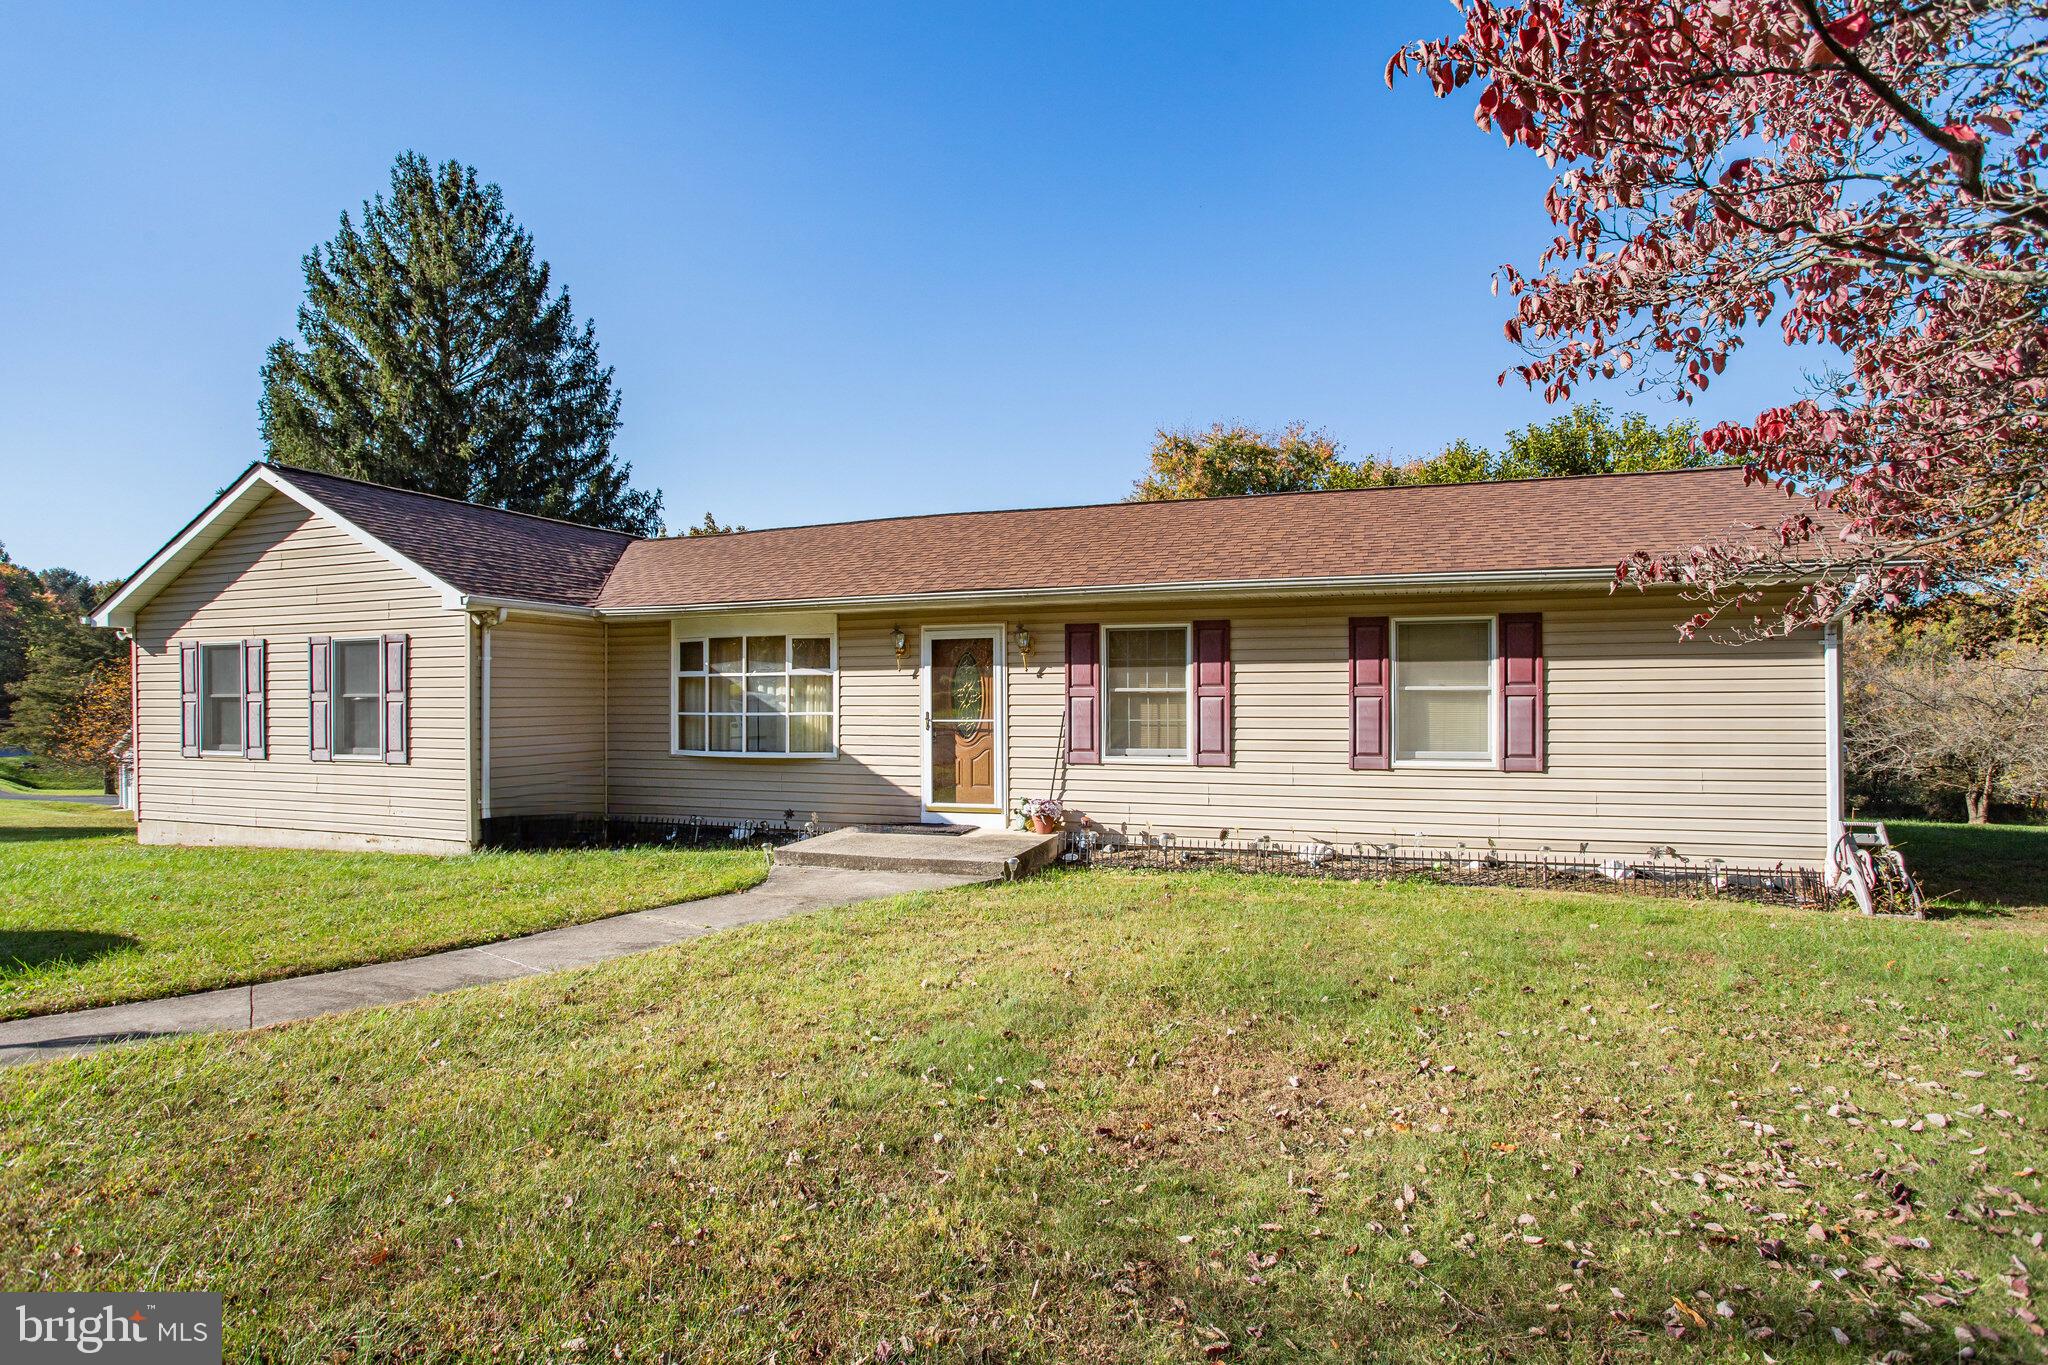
top-left (0, 930), bottom-right (141, 974)
top-left (0, 822), bottom-right (128, 845)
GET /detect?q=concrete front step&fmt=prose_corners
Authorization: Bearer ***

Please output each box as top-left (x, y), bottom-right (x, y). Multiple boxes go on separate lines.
top-left (774, 827), bottom-right (1064, 880)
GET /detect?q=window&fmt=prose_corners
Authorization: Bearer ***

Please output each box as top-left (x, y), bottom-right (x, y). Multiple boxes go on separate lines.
top-left (333, 638), bottom-right (383, 757)
top-left (199, 644), bottom-right (243, 753)
top-left (1393, 619), bottom-right (1493, 764)
top-left (677, 633), bottom-right (834, 756)
top-left (1104, 625), bottom-right (1189, 760)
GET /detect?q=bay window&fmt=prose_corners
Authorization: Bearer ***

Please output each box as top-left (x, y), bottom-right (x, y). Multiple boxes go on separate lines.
top-left (677, 632), bottom-right (835, 756)
top-left (1393, 618), bottom-right (1494, 764)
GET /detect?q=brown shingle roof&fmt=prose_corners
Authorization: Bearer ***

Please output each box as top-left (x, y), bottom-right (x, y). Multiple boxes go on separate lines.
top-left (270, 464), bottom-right (634, 608)
top-left (592, 467), bottom-right (1807, 610)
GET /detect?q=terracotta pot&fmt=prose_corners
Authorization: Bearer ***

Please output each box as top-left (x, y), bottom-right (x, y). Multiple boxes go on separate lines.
top-left (1030, 814), bottom-right (1059, 835)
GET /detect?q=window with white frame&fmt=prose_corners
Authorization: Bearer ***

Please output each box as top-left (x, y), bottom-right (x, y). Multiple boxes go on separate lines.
top-left (1393, 618), bottom-right (1494, 764)
top-left (676, 632), bottom-right (835, 756)
top-left (1104, 625), bottom-right (1190, 760)
top-left (199, 644), bottom-right (244, 753)
top-left (333, 638), bottom-right (383, 757)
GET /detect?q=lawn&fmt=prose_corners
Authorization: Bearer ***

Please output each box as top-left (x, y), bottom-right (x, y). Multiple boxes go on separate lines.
top-left (0, 800), bottom-right (767, 1019)
top-left (1, 870), bottom-right (2041, 1361)
top-left (0, 753), bottom-right (103, 794)
top-left (1888, 818), bottom-right (2048, 915)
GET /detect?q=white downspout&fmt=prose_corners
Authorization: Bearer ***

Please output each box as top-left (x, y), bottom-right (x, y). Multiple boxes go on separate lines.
top-left (1820, 576), bottom-right (1870, 891)
top-left (1823, 619), bottom-right (1844, 888)
top-left (478, 609), bottom-right (505, 823)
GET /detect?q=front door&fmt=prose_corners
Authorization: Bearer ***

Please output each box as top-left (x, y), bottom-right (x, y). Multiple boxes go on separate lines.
top-left (923, 629), bottom-right (1003, 820)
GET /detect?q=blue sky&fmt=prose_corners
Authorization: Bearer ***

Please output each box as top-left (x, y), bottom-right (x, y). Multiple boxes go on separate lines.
top-left (0, 2), bottom-right (1817, 580)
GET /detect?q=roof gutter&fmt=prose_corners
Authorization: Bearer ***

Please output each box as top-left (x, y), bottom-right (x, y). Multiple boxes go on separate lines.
top-left (589, 565), bottom-right (1647, 618)
top-left (456, 593), bottom-right (601, 620)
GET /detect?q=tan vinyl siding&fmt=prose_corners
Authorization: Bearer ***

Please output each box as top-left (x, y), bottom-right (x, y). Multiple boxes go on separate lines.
top-left (1009, 594), bottom-right (1827, 867)
top-left (133, 492), bottom-right (472, 854)
top-left (604, 590), bottom-right (1829, 867)
top-left (487, 615), bottom-right (606, 817)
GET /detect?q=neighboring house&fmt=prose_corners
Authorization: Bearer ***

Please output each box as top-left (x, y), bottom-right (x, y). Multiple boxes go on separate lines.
top-left (109, 733), bottom-right (135, 809)
top-left (91, 462), bottom-right (1844, 868)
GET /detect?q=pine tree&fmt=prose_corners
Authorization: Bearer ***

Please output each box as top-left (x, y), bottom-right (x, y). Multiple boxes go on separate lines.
top-left (260, 153), bottom-right (663, 534)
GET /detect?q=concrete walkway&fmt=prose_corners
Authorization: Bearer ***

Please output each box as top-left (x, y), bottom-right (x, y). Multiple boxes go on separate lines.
top-left (0, 864), bottom-right (978, 1067)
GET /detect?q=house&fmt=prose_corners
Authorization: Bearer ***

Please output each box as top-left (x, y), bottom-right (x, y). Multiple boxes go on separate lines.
top-left (90, 461), bottom-right (1844, 870)
top-left (109, 733), bottom-right (136, 810)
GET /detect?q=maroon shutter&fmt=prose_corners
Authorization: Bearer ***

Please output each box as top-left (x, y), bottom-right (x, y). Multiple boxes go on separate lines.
top-left (1064, 624), bottom-right (1100, 764)
top-left (178, 642), bottom-right (200, 757)
top-left (382, 632), bottom-right (410, 764)
top-left (1348, 616), bottom-right (1391, 771)
top-left (1192, 619), bottom-right (1232, 767)
top-left (308, 637), bottom-right (332, 761)
top-left (242, 639), bottom-right (267, 759)
top-left (1499, 612), bottom-right (1546, 772)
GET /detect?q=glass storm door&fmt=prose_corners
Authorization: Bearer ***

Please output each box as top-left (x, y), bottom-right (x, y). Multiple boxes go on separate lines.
top-left (926, 632), bottom-right (999, 810)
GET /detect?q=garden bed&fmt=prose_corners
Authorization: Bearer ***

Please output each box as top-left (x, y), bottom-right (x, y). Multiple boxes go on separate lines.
top-left (1078, 832), bottom-right (1836, 908)
top-left (478, 812), bottom-right (813, 852)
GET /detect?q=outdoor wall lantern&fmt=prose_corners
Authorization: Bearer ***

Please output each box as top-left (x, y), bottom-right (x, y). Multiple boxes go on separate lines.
top-left (890, 626), bottom-right (908, 665)
top-left (1014, 625), bottom-right (1033, 662)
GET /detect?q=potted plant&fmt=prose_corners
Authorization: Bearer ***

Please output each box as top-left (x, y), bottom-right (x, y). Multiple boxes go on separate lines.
top-left (1019, 797), bottom-right (1064, 835)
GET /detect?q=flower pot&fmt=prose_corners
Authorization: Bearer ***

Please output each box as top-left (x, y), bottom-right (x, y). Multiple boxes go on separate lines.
top-left (1030, 814), bottom-right (1059, 835)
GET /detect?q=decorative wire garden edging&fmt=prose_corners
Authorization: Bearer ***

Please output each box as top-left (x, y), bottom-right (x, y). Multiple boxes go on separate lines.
top-left (479, 813), bottom-right (813, 852)
top-left (1070, 831), bottom-right (1837, 908)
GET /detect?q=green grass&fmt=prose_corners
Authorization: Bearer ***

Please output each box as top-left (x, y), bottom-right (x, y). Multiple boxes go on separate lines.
top-left (0, 754), bottom-right (103, 794)
top-left (1887, 818), bottom-right (2048, 915)
top-left (0, 800), bottom-right (767, 1019)
top-left (3, 871), bottom-right (2042, 1362)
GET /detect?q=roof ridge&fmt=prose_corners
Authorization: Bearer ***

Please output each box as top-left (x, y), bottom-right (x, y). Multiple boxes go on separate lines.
top-left (266, 461), bottom-right (642, 541)
top-left (637, 463), bottom-right (1751, 544)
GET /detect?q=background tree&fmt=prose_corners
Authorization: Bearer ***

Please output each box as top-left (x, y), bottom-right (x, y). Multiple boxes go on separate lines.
top-left (1371, 403), bottom-right (1723, 483)
top-left (261, 153), bottom-right (663, 535)
top-left (1494, 402), bottom-right (1709, 479)
top-left (32, 567), bottom-right (97, 616)
top-left (1845, 619), bottom-right (2048, 823)
top-left (1387, 437), bottom-right (1495, 486)
top-left (1133, 406), bottom-right (1711, 499)
top-left (4, 581), bottom-right (126, 764)
top-left (42, 663), bottom-right (132, 772)
top-left (0, 547), bottom-right (63, 735)
top-left (681, 512), bottom-right (747, 537)
top-left (1129, 422), bottom-right (1357, 500)
top-left (1396, 0), bottom-right (2046, 634)
top-left (0, 545), bottom-right (126, 766)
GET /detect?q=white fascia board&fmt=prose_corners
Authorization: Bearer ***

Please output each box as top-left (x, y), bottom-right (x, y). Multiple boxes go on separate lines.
top-left (91, 465), bottom-right (467, 629)
top-left (455, 593), bottom-right (600, 620)
top-left (593, 567), bottom-right (1628, 619)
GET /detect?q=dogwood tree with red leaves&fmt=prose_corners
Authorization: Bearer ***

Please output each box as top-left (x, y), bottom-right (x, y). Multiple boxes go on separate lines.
top-left (1394, 0), bottom-right (2046, 634)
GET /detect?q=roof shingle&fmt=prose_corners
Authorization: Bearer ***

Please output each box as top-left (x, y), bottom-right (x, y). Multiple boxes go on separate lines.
top-left (271, 464), bottom-right (634, 608)
top-left (591, 467), bottom-right (1806, 610)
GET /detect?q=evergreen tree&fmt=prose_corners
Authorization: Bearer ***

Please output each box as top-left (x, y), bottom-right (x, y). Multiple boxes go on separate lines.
top-left (260, 153), bottom-right (662, 534)
top-left (681, 511), bottom-right (747, 537)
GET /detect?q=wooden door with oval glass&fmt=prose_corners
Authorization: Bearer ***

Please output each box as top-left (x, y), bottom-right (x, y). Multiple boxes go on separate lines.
top-left (923, 628), bottom-right (1003, 814)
